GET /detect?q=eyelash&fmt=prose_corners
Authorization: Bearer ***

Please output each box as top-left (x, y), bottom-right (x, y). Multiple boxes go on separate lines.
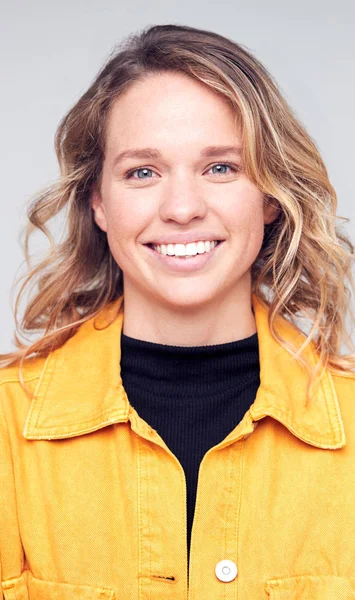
top-left (124, 162), bottom-right (239, 181)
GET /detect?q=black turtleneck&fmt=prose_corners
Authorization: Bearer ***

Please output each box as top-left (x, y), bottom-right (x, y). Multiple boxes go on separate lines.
top-left (120, 331), bottom-right (260, 563)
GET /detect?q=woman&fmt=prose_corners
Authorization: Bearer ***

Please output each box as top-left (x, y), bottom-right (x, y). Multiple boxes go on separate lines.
top-left (1, 23), bottom-right (355, 599)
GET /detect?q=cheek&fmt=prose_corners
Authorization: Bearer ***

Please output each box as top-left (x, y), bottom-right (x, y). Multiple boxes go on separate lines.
top-left (226, 189), bottom-right (265, 237)
top-left (103, 195), bottom-right (135, 239)
top-left (237, 214), bottom-right (265, 259)
top-left (104, 212), bottom-right (133, 272)
top-left (103, 195), bottom-right (150, 264)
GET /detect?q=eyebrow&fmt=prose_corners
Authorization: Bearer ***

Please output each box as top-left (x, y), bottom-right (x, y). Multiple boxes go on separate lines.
top-left (112, 145), bottom-right (242, 166)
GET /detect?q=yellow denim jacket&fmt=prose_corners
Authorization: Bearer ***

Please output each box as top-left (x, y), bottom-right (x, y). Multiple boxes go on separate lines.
top-left (1, 294), bottom-right (355, 599)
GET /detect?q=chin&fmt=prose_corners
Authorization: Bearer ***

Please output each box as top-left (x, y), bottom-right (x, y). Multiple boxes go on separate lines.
top-left (157, 288), bottom-right (223, 311)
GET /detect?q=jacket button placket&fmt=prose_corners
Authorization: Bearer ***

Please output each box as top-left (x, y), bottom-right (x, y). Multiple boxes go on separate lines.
top-left (136, 425), bottom-right (189, 598)
top-left (188, 439), bottom-right (245, 598)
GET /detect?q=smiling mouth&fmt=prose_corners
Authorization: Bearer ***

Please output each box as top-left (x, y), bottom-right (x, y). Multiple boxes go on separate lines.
top-left (145, 240), bottom-right (223, 258)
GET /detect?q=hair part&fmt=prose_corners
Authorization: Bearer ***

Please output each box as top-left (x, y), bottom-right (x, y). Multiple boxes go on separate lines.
top-left (2, 23), bottom-right (355, 402)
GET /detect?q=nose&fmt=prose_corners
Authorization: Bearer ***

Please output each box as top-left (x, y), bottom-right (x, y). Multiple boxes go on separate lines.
top-left (158, 175), bottom-right (207, 224)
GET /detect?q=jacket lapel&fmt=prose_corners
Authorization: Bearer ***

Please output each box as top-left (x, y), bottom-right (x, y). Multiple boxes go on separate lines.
top-left (23, 294), bottom-right (346, 449)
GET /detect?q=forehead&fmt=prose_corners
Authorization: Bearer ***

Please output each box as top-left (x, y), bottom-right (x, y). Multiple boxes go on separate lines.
top-left (104, 72), bottom-right (241, 152)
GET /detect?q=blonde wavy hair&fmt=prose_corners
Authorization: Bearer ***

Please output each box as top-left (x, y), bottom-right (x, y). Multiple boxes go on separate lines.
top-left (2, 23), bottom-right (355, 402)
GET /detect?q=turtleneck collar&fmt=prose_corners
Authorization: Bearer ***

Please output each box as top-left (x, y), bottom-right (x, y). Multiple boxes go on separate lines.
top-left (120, 331), bottom-right (260, 399)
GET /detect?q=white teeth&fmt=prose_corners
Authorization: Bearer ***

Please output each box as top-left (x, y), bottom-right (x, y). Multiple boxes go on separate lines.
top-left (153, 240), bottom-right (219, 257)
top-left (186, 242), bottom-right (198, 256)
top-left (196, 241), bottom-right (205, 254)
top-left (175, 244), bottom-right (186, 256)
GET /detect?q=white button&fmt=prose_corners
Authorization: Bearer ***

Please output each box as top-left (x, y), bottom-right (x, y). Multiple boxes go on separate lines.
top-left (215, 559), bottom-right (238, 582)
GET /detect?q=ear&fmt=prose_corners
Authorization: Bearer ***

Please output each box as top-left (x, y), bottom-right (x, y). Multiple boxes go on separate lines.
top-left (91, 185), bottom-right (108, 233)
top-left (263, 195), bottom-right (280, 225)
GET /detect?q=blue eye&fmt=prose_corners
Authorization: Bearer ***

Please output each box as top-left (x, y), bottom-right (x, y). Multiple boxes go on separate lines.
top-left (210, 164), bottom-right (234, 175)
top-left (124, 162), bottom-right (238, 181)
top-left (127, 167), bottom-right (153, 179)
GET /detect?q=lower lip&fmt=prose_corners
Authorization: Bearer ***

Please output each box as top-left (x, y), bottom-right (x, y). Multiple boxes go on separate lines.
top-left (144, 242), bottom-right (224, 272)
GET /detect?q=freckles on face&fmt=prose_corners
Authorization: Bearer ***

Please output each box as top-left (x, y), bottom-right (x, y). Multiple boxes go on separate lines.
top-left (216, 174), bottom-right (266, 238)
top-left (92, 71), bottom-right (273, 305)
top-left (100, 188), bottom-right (142, 264)
top-left (100, 172), bottom-right (265, 272)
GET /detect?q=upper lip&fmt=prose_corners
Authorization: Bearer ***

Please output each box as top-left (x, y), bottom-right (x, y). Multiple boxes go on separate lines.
top-left (146, 233), bottom-right (225, 245)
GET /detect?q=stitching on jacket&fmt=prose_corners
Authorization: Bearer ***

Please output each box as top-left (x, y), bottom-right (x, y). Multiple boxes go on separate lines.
top-left (0, 396), bottom-right (26, 577)
top-left (137, 435), bottom-right (143, 600)
top-left (0, 376), bottom-right (39, 387)
top-left (30, 409), bottom-right (127, 432)
top-left (322, 370), bottom-right (345, 439)
top-left (33, 353), bottom-right (56, 429)
top-left (251, 400), bottom-right (338, 445)
top-left (235, 441), bottom-right (246, 600)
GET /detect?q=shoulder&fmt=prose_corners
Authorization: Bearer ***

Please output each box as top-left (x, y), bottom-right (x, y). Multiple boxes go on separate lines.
top-left (0, 357), bottom-right (46, 423)
top-left (0, 355), bottom-right (45, 387)
top-left (331, 371), bottom-right (355, 436)
top-left (332, 370), bottom-right (355, 397)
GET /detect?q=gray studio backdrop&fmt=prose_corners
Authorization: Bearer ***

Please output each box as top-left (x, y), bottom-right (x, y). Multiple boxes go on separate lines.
top-left (1, 0), bottom-right (354, 351)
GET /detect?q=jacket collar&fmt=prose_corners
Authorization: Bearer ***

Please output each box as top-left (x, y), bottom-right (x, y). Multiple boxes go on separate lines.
top-left (23, 295), bottom-right (346, 449)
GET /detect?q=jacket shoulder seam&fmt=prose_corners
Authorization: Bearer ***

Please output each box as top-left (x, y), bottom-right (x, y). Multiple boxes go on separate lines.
top-left (0, 375), bottom-right (40, 387)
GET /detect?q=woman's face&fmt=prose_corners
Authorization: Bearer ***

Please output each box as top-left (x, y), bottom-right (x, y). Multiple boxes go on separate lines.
top-left (92, 72), bottom-right (278, 312)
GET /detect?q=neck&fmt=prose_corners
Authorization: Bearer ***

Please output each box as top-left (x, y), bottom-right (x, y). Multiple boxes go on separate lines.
top-left (122, 281), bottom-right (256, 346)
